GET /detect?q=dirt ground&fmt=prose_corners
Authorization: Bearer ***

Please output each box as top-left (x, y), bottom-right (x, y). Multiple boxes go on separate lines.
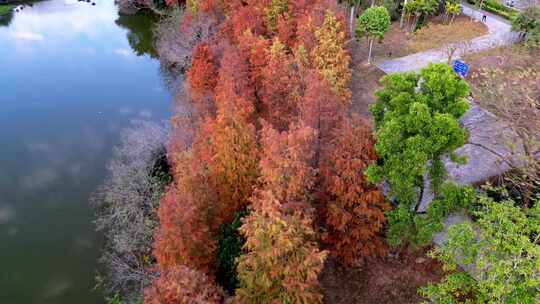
top-left (348, 39), bottom-right (386, 121)
top-left (354, 15), bottom-right (488, 64)
top-left (464, 46), bottom-right (540, 123)
top-left (321, 247), bottom-right (446, 304)
top-left (464, 46), bottom-right (540, 79)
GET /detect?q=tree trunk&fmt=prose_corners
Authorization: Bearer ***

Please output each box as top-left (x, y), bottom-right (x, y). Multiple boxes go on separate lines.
top-left (368, 38), bottom-right (374, 64)
top-left (410, 15), bottom-right (418, 32)
top-left (400, 0), bottom-right (408, 28)
top-left (350, 5), bottom-right (355, 35)
top-left (371, 0), bottom-right (375, 7)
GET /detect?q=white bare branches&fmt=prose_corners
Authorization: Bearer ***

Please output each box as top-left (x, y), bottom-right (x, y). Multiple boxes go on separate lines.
top-left (92, 120), bottom-right (170, 300)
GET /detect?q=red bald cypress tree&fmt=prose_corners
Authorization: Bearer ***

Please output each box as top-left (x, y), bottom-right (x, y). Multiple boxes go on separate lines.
top-left (258, 121), bottom-right (317, 209)
top-left (260, 39), bottom-right (301, 131)
top-left (320, 115), bottom-right (389, 264)
top-left (236, 122), bottom-right (326, 304)
top-left (299, 70), bottom-right (346, 163)
top-left (226, 3), bottom-right (267, 42)
top-left (153, 152), bottom-right (218, 274)
top-left (213, 45), bottom-right (257, 122)
top-left (144, 265), bottom-right (223, 304)
top-left (195, 109), bottom-right (259, 225)
top-left (187, 42), bottom-right (218, 115)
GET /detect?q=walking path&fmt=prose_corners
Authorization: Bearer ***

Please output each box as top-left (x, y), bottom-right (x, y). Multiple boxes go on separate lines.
top-left (376, 3), bottom-right (518, 74)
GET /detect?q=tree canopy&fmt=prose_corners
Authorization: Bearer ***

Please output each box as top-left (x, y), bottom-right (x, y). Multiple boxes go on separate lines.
top-left (355, 6), bottom-right (391, 63)
top-left (367, 63), bottom-right (470, 246)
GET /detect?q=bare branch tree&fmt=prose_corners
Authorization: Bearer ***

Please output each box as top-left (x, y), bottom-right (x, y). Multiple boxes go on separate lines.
top-left (443, 39), bottom-right (473, 64)
top-left (92, 120), bottom-right (170, 301)
top-left (470, 52), bottom-right (540, 206)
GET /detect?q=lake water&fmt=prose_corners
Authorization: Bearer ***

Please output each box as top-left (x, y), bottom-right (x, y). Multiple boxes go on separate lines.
top-left (0, 1), bottom-right (171, 303)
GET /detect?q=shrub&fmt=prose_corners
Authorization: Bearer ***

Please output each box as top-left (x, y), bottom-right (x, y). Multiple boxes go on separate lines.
top-left (467, 0), bottom-right (519, 20)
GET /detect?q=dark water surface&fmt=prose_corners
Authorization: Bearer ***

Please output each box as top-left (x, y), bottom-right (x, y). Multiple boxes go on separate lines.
top-left (0, 1), bottom-right (170, 303)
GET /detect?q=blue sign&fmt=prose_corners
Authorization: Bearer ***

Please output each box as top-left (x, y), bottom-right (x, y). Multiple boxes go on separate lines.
top-left (453, 60), bottom-right (469, 77)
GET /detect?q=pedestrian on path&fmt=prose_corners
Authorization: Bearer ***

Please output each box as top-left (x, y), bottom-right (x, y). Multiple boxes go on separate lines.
top-left (482, 14), bottom-right (487, 22)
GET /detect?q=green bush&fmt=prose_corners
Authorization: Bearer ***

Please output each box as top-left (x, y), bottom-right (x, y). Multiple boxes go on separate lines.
top-left (216, 211), bottom-right (247, 294)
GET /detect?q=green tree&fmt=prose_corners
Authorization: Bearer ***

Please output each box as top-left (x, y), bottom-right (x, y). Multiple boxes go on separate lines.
top-left (512, 7), bottom-right (540, 49)
top-left (444, 1), bottom-right (461, 24)
top-left (404, 0), bottom-right (438, 32)
top-left (355, 6), bottom-right (391, 64)
top-left (348, 0), bottom-right (363, 34)
top-left (367, 63), bottom-right (470, 246)
top-left (420, 188), bottom-right (540, 303)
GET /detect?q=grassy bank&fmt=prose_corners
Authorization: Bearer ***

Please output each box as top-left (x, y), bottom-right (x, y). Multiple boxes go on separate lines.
top-left (0, 4), bottom-right (15, 16)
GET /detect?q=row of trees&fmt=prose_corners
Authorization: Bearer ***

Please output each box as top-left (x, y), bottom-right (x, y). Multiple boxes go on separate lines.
top-left (98, 1), bottom-right (539, 303)
top-left (145, 0), bottom-right (390, 302)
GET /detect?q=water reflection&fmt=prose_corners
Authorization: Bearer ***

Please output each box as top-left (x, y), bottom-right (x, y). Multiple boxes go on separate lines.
top-left (0, 0), bottom-right (169, 303)
top-left (116, 10), bottom-right (158, 58)
top-left (0, 11), bottom-right (14, 27)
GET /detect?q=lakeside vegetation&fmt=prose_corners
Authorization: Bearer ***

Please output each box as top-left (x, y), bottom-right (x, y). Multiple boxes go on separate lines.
top-left (93, 0), bottom-right (540, 303)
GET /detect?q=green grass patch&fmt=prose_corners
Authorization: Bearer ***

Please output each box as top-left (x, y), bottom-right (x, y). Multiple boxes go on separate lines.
top-left (0, 4), bottom-right (14, 16)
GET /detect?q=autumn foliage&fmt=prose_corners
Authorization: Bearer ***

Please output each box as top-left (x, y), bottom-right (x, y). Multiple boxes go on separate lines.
top-left (147, 0), bottom-right (389, 302)
top-left (236, 190), bottom-right (327, 304)
top-left (153, 152), bottom-right (218, 274)
top-left (196, 110), bottom-right (259, 224)
top-left (144, 265), bottom-right (223, 304)
top-left (321, 115), bottom-right (389, 264)
top-left (187, 42), bottom-right (218, 106)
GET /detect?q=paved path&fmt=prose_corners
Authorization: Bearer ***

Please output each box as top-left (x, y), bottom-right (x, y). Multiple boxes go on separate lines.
top-left (376, 3), bottom-right (518, 74)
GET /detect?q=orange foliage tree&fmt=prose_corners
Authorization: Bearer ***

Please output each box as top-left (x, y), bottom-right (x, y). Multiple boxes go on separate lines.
top-left (147, 0), bottom-right (390, 302)
top-left (236, 189), bottom-right (327, 304)
top-left (235, 122), bottom-right (326, 303)
top-left (299, 70), bottom-right (346, 162)
top-left (153, 151), bottom-right (218, 274)
top-left (195, 109), bottom-right (259, 224)
top-left (187, 42), bottom-right (218, 113)
top-left (311, 10), bottom-right (351, 102)
top-left (258, 121), bottom-right (317, 207)
top-left (213, 45), bottom-right (257, 122)
top-left (320, 115), bottom-right (389, 264)
top-left (259, 39), bottom-right (301, 131)
top-left (144, 265), bottom-right (223, 304)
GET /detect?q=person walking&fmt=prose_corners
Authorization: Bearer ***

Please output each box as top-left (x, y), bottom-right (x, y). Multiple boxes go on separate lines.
top-left (482, 14), bottom-right (487, 22)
